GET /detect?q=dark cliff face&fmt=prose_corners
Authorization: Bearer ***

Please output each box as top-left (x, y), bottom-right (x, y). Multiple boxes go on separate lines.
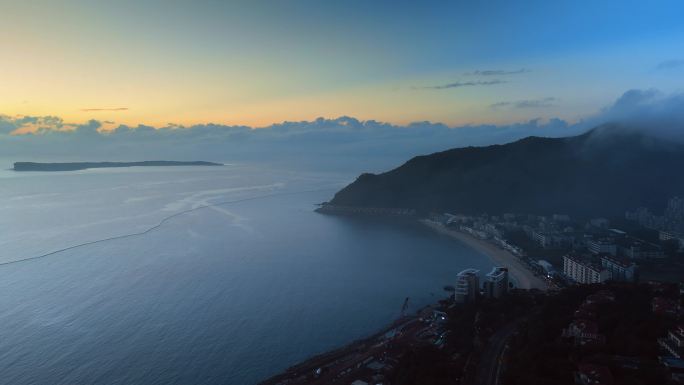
top-left (329, 126), bottom-right (684, 217)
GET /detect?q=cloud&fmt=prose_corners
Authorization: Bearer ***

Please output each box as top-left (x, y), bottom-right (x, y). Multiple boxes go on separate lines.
top-left (4, 88), bottom-right (684, 171)
top-left (655, 59), bottom-right (684, 71)
top-left (81, 108), bottom-right (129, 112)
top-left (6, 115), bottom-right (75, 135)
top-left (490, 97), bottom-right (557, 109)
top-left (572, 89), bottom-right (684, 145)
top-left (413, 67), bottom-right (523, 90)
top-left (0, 116), bottom-right (17, 134)
top-left (593, 89), bottom-right (684, 137)
top-left (0, 114), bottom-right (580, 172)
top-left (466, 69), bottom-right (530, 76)
top-left (422, 79), bottom-right (507, 90)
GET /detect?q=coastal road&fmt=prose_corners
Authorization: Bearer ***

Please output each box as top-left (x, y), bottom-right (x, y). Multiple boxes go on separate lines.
top-left (475, 320), bottom-right (521, 385)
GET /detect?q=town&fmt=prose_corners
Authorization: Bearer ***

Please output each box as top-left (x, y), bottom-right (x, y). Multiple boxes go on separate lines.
top-left (266, 197), bottom-right (684, 385)
top-left (422, 195), bottom-right (684, 384)
top-left (431, 195), bottom-right (684, 288)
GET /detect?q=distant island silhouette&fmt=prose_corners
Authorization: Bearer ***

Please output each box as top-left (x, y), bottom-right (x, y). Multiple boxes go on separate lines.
top-left (13, 161), bottom-right (223, 172)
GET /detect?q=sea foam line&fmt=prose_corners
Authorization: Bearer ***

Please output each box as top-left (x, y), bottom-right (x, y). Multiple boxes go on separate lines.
top-left (0, 187), bottom-right (336, 268)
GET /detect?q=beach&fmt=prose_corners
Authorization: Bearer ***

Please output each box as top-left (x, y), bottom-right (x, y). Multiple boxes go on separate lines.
top-left (421, 219), bottom-right (548, 290)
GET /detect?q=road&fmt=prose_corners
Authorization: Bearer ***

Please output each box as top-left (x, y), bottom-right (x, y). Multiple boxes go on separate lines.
top-left (475, 320), bottom-right (521, 385)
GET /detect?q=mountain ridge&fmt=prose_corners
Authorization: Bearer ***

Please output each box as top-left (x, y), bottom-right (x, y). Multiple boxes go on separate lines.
top-left (328, 126), bottom-right (684, 218)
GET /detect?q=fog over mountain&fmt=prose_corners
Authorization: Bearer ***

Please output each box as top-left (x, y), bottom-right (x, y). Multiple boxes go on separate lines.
top-left (2, 89), bottom-right (683, 172)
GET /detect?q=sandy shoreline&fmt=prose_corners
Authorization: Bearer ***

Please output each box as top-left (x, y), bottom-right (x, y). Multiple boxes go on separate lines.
top-left (420, 219), bottom-right (547, 290)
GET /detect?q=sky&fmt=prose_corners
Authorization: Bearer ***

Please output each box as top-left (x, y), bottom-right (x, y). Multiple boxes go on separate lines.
top-left (2, 0), bottom-right (684, 129)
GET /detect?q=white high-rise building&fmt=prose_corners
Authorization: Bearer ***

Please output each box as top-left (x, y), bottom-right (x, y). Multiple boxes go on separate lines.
top-left (454, 269), bottom-right (480, 303)
top-left (563, 254), bottom-right (611, 284)
top-left (600, 255), bottom-right (637, 282)
top-left (484, 267), bottom-right (509, 298)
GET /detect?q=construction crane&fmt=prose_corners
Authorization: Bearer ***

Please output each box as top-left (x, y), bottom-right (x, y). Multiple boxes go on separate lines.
top-left (400, 297), bottom-right (410, 317)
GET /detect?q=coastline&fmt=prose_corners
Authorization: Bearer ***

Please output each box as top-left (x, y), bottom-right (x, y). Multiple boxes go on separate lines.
top-left (257, 213), bottom-right (548, 384)
top-left (420, 219), bottom-right (548, 290)
top-left (258, 306), bottom-right (434, 385)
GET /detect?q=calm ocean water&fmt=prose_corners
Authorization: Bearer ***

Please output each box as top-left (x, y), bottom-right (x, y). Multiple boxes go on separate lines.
top-left (0, 164), bottom-right (493, 384)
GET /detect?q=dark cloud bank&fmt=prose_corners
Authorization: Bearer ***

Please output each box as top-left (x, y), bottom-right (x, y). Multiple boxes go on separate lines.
top-left (80, 108), bottom-right (129, 112)
top-left (420, 68), bottom-right (530, 92)
top-left (2, 89), bottom-right (683, 173)
top-left (422, 79), bottom-right (507, 90)
top-left (490, 97), bottom-right (557, 109)
top-left (466, 69), bottom-right (530, 76)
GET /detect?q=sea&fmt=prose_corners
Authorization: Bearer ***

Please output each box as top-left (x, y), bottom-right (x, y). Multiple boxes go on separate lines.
top-left (0, 163), bottom-right (493, 384)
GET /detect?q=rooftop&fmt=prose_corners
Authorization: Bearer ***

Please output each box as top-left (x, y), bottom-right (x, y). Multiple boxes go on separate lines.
top-left (457, 268), bottom-right (480, 277)
top-left (576, 363), bottom-right (614, 385)
top-left (600, 254), bottom-right (636, 268)
top-left (486, 266), bottom-right (508, 279)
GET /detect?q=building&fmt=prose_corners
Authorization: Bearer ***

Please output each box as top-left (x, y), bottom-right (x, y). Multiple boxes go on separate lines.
top-left (563, 254), bottom-right (611, 284)
top-left (620, 240), bottom-right (665, 259)
top-left (660, 230), bottom-right (684, 251)
top-left (494, 237), bottom-right (524, 256)
top-left (483, 223), bottom-right (504, 238)
top-left (600, 255), bottom-right (638, 282)
top-left (665, 196), bottom-right (684, 232)
top-left (626, 207), bottom-right (665, 230)
top-left (652, 297), bottom-right (681, 316)
top-left (454, 269), bottom-right (480, 303)
top-left (627, 197), bottom-right (684, 233)
top-left (532, 230), bottom-right (573, 249)
top-left (589, 218), bottom-right (610, 228)
top-left (659, 357), bottom-right (684, 384)
top-left (574, 364), bottom-right (613, 385)
top-left (588, 238), bottom-right (617, 256)
top-left (538, 260), bottom-right (557, 278)
top-left (553, 214), bottom-right (570, 222)
top-left (484, 267), bottom-right (509, 298)
top-left (563, 319), bottom-right (606, 346)
top-left (460, 226), bottom-right (488, 240)
top-left (608, 228), bottom-right (627, 237)
top-left (444, 213), bottom-right (470, 226)
top-left (659, 324), bottom-right (684, 359)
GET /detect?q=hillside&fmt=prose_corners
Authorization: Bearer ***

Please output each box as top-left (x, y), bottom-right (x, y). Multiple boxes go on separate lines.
top-left (328, 126), bottom-right (684, 217)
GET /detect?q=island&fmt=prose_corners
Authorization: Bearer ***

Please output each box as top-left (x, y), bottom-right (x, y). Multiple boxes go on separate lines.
top-left (12, 161), bottom-right (223, 172)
